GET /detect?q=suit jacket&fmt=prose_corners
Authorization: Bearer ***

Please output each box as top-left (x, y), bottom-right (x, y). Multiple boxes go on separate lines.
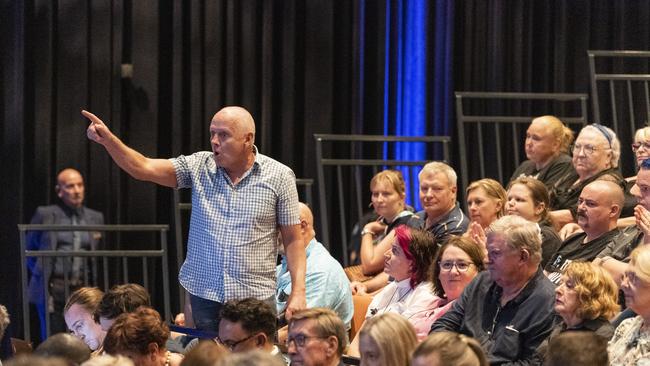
top-left (26, 203), bottom-right (104, 304)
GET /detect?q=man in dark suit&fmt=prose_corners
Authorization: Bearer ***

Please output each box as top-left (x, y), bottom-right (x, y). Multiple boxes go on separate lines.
top-left (27, 168), bottom-right (104, 342)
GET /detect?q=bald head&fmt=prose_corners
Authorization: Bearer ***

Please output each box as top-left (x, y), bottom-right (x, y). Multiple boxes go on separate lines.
top-left (56, 168), bottom-right (85, 208)
top-left (213, 106), bottom-right (256, 137)
top-left (298, 203), bottom-right (316, 245)
top-left (576, 180), bottom-right (623, 237)
top-left (587, 180), bottom-right (625, 207)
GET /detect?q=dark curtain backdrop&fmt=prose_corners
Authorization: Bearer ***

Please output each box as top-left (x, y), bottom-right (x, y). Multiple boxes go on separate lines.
top-left (2, 0), bottom-right (649, 338)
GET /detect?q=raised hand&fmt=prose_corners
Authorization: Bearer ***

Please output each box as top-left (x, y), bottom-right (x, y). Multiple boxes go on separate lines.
top-left (81, 110), bottom-right (112, 145)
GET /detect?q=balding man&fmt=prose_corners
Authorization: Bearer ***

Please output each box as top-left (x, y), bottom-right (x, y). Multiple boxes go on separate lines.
top-left (82, 107), bottom-right (306, 332)
top-left (277, 203), bottom-right (353, 327)
top-left (27, 168), bottom-right (104, 341)
top-left (545, 180), bottom-right (623, 284)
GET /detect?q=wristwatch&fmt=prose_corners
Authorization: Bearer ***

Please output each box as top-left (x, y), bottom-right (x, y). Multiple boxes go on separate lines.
top-left (361, 229), bottom-right (373, 237)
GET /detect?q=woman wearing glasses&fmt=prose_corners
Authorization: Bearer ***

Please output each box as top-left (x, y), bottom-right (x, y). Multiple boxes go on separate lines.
top-left (535, 262), bottom-right (618, 363)
top-left (549, 124), bottom-right (625, 229)
top-left (418, 236), bottom-right (485, 337)
top-left (608, 245), bottom-right (650, 365)
top-left (506, 177), bottom-right (561, 267)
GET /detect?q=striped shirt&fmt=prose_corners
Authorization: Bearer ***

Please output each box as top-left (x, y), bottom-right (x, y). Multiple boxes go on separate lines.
top-left (171, 149), bottom-right (300, 302)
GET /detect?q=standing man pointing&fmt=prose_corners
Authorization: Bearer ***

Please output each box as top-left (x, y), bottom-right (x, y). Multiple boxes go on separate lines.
top-left (81, 106), bottom-right (306, 331)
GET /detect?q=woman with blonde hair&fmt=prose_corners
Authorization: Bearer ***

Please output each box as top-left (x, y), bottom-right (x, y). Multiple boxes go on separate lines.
top-left (465, 178), bottom-right (506, 251)
top-left (536, 262), bottom-right (619, 362)
top-left (358, 312), bottom-right (417, 366)
top-left (411, 331), bottom-right (488, 366)
top-left (608, 245), bottom-right (650, 365)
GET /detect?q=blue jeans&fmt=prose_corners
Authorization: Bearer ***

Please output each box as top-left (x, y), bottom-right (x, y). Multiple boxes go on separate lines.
top-left (189, 294), bottom-right (223, 332)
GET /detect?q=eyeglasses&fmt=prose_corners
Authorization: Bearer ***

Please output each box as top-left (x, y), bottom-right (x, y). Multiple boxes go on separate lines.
top-left (622, 271), bottom-right (649, 288)
top-left (439, 261), bottom-right (474, 272)
top-left (214, 334), bottom-right (256, 350)
top-left (286, 334), bottom-right (327, 348)
top-left (632, 142), bottom-right (650, 152)
top-left (571, 143), bottom-right (609, 155)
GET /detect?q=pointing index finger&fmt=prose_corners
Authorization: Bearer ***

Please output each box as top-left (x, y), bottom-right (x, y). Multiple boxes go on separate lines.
top-left (81, 109), bottom-right (101, 125)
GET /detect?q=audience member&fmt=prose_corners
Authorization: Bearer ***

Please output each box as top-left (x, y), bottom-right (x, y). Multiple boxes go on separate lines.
top-left (0, 304), bottom-right (9, 346)
top-left (506, 177), bottom-right (562, 267)
top-left (5, 355), bottom-right (69, 366)
top-left (94, 284), bottom-right (150, 331)
top-left (179, 341), bottom-right (228, 366)
top-left (27, 168), bottom-right (104, 341)
top-left (464, 179), bottom-right (506, 253)
top-left (608, 245), bottom-right (650, 364)
top-left (34, 333), bottom-right (91, 365)
top-left (510, 115), bottom-right (575, 190)
top-left (217, 298), bottom-right (286, 363)
top-left (536, 262), bottom-right (618, 362)
top-left (545, 180), bottom-right (623, 284)
top-left (410, 162), bottom-right (469, 242)
top-left (550, 124), bottom-right (625, 228)
top-left (103, 307), bottom-right (183, 366)
top-left (216, 350), bottom-right (285, 366)
top-left (81, 354), bottom-right (135, 366)
top-left (421, 236), bottom-right (484, 336)
top-left (64, 287), bottom-right (105, 354)
top-left (412, 331), bottom-right (488, 366)
top-left (287, 308), bottom-right (347, 366)
top-left (356, 170), bottom-right (415, 277)
top-left (431, 215), bottom-right (556, 364)
top-left (82, 107), bottom-right (306, 332)
top-left (277, 203), bottom-right (352, 327)
top-left (595, 158), bottom-right (650, 284)
top-left (358, 312), bottom-right (417, 366)
top-left (545, 331), bottom-right (609, 366)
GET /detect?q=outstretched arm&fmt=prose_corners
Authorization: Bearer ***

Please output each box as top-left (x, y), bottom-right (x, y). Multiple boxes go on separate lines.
top-left (82, 110), bottom-right (177, 187)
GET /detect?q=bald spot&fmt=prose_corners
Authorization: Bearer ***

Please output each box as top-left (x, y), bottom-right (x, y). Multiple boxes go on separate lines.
top-left (57, 168), bottom-right (83, 186)
top-left (584, 180), bottom-right (625, 208)
top-left (213, 106), bottom-right (256, 137)
top-left (298, 202), bottom-right (314, 227)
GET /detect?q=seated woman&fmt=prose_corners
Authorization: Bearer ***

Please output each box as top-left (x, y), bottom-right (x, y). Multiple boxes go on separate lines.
top-left (506, 177), bottom-right (562, 267)
top-left (348, 226), bottom-right (438, 355)
top-left (103, 307), bottom-right (183, 366)
top-left (347, 170), bottom-right (415, 282)
top-left (550, 124), bottom-right (627, 229)
top-left (608, 245), bottom-right (650, 365)
top-left (510, 115), bottom-right (575, 190)
top-left (412, 331), bottom-right (488, 366)
top-left (536, 262), bottom-right (618, 362)
top-left (358, 312), bottom-right (417, 366)
top-left (415, 236), bottom-right (484, 337)
top-left (464, 179), bottom-right (506, 254)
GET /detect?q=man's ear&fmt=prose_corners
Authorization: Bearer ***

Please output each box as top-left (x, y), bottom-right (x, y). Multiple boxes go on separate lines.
top-left (325, 336), bottom-right (339, 357)
top-left (55, 185), bottom-right (63, 198)
top-left (255, 332), bottom-right (267, 348)
top-left (520, 248), bottom-right (531, 263)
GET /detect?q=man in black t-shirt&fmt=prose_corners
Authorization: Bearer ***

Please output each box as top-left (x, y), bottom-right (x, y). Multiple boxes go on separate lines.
top-left (546, 180), bottom-right (624, 284)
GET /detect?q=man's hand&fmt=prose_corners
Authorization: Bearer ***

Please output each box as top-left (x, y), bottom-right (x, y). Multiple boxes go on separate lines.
top-left (349, 281), bottom-right (368, 295)
top-left (82, 110), bottom-right (112, 145)
top-left (284, 290), bottom-right (306, 321)
top-left (559, 223), bottom-right (582, 240)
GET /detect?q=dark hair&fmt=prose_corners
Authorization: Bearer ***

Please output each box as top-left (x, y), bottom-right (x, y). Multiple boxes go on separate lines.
top-left (181, 341), bottom-right (229, 366)
top-left (103, 307), bottom-right (169, 356)
top-left (95, 283), bottom-right (150, 321)
top-left (430, 236), bottom-right (485, 297)
top-left (394, 225), bottom-right (438, 288)
top-left (220, 298), bottom-right (276, 339)
top-left (64, 287), bottom-right (103, 314)
top-left (546, 331), bottom-right (608, 366)
top-left (34, 333), bottom-right (91, 365)
top-left (507, 177), bottom-right (553, 225)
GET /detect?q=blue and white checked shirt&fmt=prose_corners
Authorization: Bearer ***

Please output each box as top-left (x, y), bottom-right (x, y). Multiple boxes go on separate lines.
top-left (170, 149), bottom-right (300, 302)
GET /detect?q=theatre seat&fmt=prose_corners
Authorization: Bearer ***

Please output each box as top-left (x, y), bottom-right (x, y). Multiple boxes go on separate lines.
top-left (349, 295), bottom-right (373, 340)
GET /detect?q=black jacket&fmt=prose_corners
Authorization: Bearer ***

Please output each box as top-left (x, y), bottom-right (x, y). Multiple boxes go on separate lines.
top-left (431, 269), bottom-right (556, 365)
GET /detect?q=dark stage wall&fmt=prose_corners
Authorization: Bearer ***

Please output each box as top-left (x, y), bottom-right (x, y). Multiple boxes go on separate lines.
top-left (2, 0), bottom-right (649, 338)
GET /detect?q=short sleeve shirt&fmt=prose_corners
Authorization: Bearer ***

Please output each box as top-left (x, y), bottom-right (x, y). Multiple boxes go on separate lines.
top-left (170, 150), bottom-right (300, 302)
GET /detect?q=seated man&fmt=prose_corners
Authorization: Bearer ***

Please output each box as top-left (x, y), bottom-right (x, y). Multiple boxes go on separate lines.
top-left (217, 298), bottom-right (286, 363)
top-left (431, 215), bottom-right (556, 364)
top-left (595, 159), bottom-right (650, 284)
top-left (287, 308), bottom-right (347, 366)
top-left (545, 180), bottom-right (623, 284)
top-left (27, 168), bottom-right (104, 341)
top-left (94, 283), bottom-right (150, 331)
top-left (34, 333), bottom-right (91, 365)
top-left (277, 203), bottom-right (353, 327)
top-left (63, 287), bottom-right (106, 354)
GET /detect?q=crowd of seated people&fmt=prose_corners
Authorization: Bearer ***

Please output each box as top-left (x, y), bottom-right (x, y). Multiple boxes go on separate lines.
top-left (7, 116), bottom-right (650, 366)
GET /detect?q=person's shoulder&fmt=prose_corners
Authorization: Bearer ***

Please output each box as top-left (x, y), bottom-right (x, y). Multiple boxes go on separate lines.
top-left (551, 153), bottom-right (572, 165)
top-left (256, 152), bottom-right (294, 173)
top-left (83, 207), bottom-right (105, 222)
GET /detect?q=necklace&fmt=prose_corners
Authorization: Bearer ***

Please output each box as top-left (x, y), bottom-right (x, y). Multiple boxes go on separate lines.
top-left (164, 351), bottom-right (171, 366)
top-left (370, 282), bottom-right (414, 316)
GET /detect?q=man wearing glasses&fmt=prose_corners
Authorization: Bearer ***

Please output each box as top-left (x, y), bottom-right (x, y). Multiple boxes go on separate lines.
top-left (287, 308), bottom-right (347, 366)
top-left (217, 298), bottom-right (288, 363)
top-left (431, 215), bottom-right (556, 365)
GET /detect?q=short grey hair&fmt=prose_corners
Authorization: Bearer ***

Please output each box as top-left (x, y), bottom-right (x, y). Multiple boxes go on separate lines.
top-left (487, 215), bottom-right (542, 265)
top-left (580, 124), bottom-right (621, 169)
top-left (419, 161), bottom-right (457, 187)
